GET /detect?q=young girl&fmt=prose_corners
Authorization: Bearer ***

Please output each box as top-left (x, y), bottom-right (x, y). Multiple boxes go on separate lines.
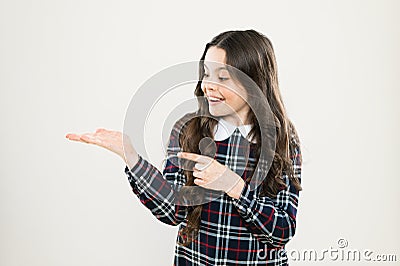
top-left (66, 29), bottom-right (302, 265)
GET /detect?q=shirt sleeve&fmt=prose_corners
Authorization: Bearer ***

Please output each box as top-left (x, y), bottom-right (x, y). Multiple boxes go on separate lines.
top-left (231, 143), bottom-right (302, 248)
top-left (124, 118), bottom-right (188, 226)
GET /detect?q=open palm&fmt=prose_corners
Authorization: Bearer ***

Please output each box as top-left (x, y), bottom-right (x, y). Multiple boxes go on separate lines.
top-left (65, 128), bottom-right (138, 168)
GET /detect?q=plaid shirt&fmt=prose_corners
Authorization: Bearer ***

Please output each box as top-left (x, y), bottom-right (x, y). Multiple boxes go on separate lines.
top-left (124, 115), bottom-right (302, 265)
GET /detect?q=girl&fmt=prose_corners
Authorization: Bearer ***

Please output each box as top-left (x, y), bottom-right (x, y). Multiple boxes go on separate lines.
top-left (66, 29), bottom-right (302, 265)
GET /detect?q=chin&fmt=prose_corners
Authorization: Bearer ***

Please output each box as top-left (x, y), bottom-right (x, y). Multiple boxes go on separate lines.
top-left (209, 108), bottom-right (223, 117)
top-left (210, 110), bottom-right (233, 120)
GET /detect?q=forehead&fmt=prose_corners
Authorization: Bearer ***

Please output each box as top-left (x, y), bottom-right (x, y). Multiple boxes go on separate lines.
top-left (204, 46), bottom-right (226, 66)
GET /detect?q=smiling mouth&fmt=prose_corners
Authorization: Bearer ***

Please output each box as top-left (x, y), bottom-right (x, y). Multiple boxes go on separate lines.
top-left (207, 96), bottom-right (225, 103)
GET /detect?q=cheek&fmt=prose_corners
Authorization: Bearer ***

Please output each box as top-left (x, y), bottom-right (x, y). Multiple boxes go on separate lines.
top-left (220, 88), bottom-right (247, 106)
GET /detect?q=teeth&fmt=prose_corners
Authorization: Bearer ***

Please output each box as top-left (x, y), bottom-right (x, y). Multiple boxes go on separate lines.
top-left (208, 96), bottom-right (223, 101)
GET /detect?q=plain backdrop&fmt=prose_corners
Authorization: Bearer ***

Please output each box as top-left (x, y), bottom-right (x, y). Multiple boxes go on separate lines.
top-left (1, 0), bottom-right (399, 265)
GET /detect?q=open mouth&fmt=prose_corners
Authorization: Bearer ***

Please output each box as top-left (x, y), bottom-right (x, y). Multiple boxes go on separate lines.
top-left (207, 96), bottom-right (225, 104)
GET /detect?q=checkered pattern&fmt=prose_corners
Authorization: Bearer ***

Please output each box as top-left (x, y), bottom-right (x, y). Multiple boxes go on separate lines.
top-left (124, 117), bottom-right (302, 265)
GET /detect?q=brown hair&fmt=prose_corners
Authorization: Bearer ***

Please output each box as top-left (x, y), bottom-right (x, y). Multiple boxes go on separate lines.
top-left (177, 29), bottom-right (302, 246)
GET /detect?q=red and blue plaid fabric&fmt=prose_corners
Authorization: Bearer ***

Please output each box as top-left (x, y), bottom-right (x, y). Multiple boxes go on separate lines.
top-left (124, 116), bottom-right (302, 265)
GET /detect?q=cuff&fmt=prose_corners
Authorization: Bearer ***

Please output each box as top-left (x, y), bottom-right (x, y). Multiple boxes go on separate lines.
top-left (124, 154), bottom-right (152, 194)
top-left (231, 181), bottom-right (258, 222)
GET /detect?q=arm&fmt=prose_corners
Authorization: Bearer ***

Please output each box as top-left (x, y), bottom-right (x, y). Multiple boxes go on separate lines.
top-left (124, 120), bottom-right (188, 226)
top-left (65, 122), bottom-right (188, 226)
top-left (230, 144), bottom-right (302, 248)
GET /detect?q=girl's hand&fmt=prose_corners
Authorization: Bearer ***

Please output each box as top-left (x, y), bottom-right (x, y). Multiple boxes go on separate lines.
top-left (65, 128), bottom-right (139, 168)
top-left (177, 152), bottom-right (245, 199)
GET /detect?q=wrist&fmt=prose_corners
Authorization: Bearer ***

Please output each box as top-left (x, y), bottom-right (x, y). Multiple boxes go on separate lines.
top-left (124, 150), bottom-right (139, 169)
top-left (226, 178), bottom-right (245, 199)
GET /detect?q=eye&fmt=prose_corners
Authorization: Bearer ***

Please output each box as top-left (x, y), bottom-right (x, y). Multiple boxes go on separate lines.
top-left (219, 77), bottom-right (229, 81)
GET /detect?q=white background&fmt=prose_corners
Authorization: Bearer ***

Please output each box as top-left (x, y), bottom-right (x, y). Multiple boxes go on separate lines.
top-left (1, 0), bottom-right (399, 265)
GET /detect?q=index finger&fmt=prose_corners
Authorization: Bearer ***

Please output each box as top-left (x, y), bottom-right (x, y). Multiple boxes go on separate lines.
top-left (177, 152), bottom-right (211, 164)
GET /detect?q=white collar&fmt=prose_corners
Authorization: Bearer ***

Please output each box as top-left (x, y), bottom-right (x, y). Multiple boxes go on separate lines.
top-left (213, 117), bottom-right (256, 143)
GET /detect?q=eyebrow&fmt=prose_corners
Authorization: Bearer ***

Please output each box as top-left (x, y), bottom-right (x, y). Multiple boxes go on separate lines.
top-left (203, 64), bottom-right (228, 71)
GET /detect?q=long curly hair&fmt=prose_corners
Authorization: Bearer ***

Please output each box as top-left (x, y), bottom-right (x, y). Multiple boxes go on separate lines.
top-left (176, 29), bottom-right (302, 246)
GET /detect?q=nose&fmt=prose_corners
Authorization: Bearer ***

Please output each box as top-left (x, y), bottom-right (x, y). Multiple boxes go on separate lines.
top-left (202, 83), bottom-right (214, 93)
top-left (202, 79), bottom-right (218, 94)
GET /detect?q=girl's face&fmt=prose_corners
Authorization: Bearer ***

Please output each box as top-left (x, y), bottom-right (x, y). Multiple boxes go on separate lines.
top-left (201, 46), bottom-right (250, 126)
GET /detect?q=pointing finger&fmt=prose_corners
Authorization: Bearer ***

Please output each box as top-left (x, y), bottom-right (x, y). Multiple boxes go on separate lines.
top-left (177, 152), bottom-right (201, 162)
top-left (177, 152), bottom-right (212, 164)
